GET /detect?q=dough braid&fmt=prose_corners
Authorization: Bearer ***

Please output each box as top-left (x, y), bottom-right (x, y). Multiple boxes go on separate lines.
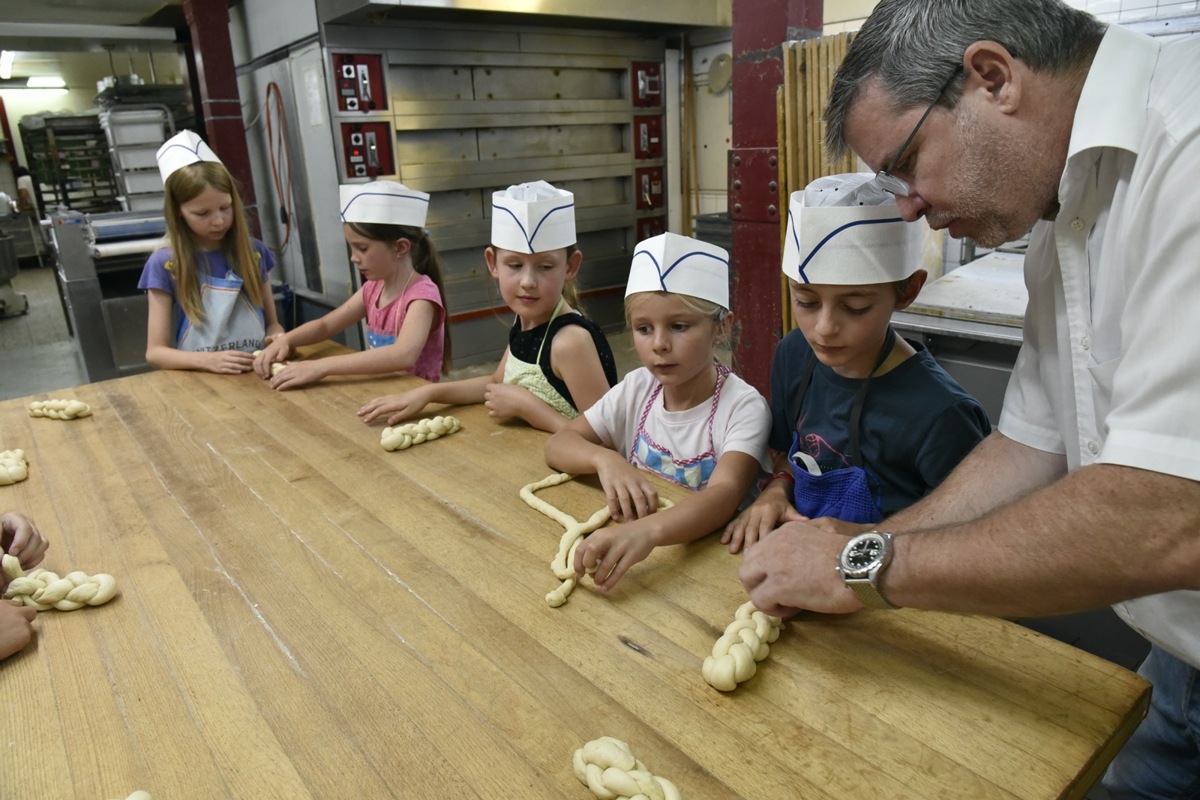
top-left (28, 399), bottom-right (92, 420)
top-left (381, 415), bottom-right (461, 452)
top-left (572, 737), bottom-right (681, 800)
top-left (0, 449), bottom-right (28, 486)
top-left (701, 601), bottom-right (783, 692)
top-left (521, 473), bottom-right (672, 607)
top-left (2, 553), bottom-right (118, 611)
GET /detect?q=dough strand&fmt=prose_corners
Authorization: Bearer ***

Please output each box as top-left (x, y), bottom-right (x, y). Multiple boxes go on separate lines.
top-left (381, 415), bottom-right (461, 451)
top-left (28, 399), bottom-right (92, 420)
top-left (2, 553), bottom-right (119, 611)
top-left (521, 473), bottom-right (671, 607)
top-left (572, 736), bottom-right (681, 800)
top-left (701, 601), bottom-right (783, 692)
top-left (0, 449), bottom-right (29, 486)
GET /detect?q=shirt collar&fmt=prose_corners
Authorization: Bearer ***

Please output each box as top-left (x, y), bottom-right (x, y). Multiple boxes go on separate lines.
top-left (1069, 24), bottom-right (1160, 158)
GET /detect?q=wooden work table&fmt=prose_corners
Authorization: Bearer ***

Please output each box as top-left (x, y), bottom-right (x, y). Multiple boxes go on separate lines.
top-left (1, 343), bottom-right (1148, 799)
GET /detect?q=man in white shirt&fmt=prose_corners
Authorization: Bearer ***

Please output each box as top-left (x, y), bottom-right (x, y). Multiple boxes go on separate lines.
top-left (738, 0), bottom-right (1200, 794)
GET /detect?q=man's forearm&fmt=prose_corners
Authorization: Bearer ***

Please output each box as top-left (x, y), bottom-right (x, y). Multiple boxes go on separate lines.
top-left (888, 461), bottom-right (1200, 617)
top-left (885, 431), bottom-right (1067, 531)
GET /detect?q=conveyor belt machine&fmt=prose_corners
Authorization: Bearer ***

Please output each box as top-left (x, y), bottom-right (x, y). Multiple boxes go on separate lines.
top-left (50, 208), bottom-right (165, 382)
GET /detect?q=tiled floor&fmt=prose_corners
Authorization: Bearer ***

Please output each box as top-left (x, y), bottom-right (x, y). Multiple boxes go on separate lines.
top-left (0, 266), bottom-right (88, 402)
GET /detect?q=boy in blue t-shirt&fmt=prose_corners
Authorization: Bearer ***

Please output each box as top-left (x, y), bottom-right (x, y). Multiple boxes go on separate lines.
top-left (723, 173), bottom-right (990, 553)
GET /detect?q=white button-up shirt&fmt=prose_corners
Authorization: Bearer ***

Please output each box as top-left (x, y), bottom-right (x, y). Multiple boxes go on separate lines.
top-left (998, 24), bottom-right (1200, 667)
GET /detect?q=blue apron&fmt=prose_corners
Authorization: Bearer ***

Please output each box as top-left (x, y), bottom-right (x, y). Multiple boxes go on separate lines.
top-left (786, 328), bottom-right (896, 524)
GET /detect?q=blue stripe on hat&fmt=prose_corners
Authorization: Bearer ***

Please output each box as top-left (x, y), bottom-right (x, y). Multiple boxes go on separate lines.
top-left (495, 201), bottom-right (575, 251)
top-left (790, 213), bottom-right (904, 284)
top-left (340, 190), bottom-right (429, 222)
top-left (660, 250), bottom-right (729, 283)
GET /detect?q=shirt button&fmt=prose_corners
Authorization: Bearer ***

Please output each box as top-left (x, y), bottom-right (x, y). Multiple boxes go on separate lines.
top-left (1071, 218), bottom-right (1085, 232)
top-left (1081, 336), bottom-right (1091, 349)
top-left (1087, 441), bottom-right (1100, 455)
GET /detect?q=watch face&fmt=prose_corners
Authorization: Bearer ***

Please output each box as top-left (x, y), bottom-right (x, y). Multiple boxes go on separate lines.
top-left (840, 532), bottom-right (888, 575)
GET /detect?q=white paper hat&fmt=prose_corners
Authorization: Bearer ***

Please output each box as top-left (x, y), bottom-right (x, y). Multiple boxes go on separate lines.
top-left (491, 181), bottom-right (576, 253)
top-left (626, 232), bottom-right (730, 310)
top-left (156, 130), bottom-right (222, 183)
top-left (782, 172), bottom-right (928, 285)
top-left (340, 181), bottom-right (430, 227)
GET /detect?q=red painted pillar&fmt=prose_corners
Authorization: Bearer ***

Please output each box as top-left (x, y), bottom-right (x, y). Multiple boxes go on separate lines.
top-left (182, 0), bottom-right (260, 236)
top-left (729, 0), bottom-right (822, 396)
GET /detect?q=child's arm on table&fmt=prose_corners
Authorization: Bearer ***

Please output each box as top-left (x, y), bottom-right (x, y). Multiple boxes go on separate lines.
top-left (721, 450), bottom-right (806, 553)
top-left (145, 290), bottom-right (254, 373)
top-left (254, 292), bottom-right (365, 378)
top-left (575, 451), bottom-right (763, 591)
top-left (268, 299), bottom-right (438, 390)
top-left (545, 414), bottom-right (659, 522)
top-left (358, 355), bottom-right (506, 425)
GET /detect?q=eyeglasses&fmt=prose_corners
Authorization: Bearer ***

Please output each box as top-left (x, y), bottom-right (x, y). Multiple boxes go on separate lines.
top-left (875, 65), bottom-right (963, 197)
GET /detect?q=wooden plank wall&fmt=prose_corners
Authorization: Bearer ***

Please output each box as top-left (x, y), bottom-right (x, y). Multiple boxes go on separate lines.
top-left (777, 31), bottom-right (857, 331)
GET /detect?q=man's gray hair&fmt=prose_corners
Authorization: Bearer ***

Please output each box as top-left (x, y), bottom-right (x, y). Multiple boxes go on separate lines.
top-left (823, 0), bottom-right (1106, 160)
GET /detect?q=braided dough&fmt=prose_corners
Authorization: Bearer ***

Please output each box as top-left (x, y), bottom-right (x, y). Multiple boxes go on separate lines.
top-left (573, 737), bottom-right (681, 800)
top-left (521, 473), bottom-right (673, 607)
top-left (0, 449), bottom-right (28, 486)
top-left (701, 601), bottom-right (783, 692)
top-left (2, 553), bottom-right (118, 611)
top-left (381, 415), bottom-right (461, 451)
top-left (28, 399), bottom-right (92, 419)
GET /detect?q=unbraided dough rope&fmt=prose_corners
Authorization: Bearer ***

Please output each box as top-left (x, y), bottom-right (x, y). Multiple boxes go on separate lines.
top-left (701, 601), bottom-right (783, 692)
top-left (522, 473), bottom-right (613, 607)
top-left (0, 449), bottom-right (28, 486)
top-left (381, 415), bottom-right (461, 451)
top-left (2, 553), bottom-right (118, 611)
top-left (573, 736), bottom-right (682, 800)
top-left (28, 399), bottom-right (92, 419)
top-left (521, 473), bottom-right (673, 607)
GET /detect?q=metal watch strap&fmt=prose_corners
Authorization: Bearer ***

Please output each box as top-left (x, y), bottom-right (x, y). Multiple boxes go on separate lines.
top-left (845, 577), bottom-right (898, 610)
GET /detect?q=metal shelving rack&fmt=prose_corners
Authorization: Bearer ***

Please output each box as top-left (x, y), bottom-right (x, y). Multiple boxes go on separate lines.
top-left (20, 114), bottom-right (121, 215)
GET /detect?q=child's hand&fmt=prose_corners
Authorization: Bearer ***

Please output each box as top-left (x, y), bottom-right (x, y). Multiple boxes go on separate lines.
top-left (0, 601), bottom-right (37, 660)
top-left (595, 455), bottom-right (659, 523)
top-left (482, 382), bottom-right (532, 422)
top-left (722, 486), bottom-right (805, 554)
top-left (269, 360), bottom-right (326, 391)
top-left (204, 350), bottom-right (255, 374)
top-left (254, 338), bottom-right (291, 379)
top-left (1, 512), bottom-right (49, 591)
top-left (358, 389), bottom-right (428, 425)
top-left (573, 526), bottom-right (656, 592)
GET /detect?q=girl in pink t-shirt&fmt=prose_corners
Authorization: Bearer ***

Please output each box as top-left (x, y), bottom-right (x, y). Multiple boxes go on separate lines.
top-left (255, 181), bottom-right (451, 388)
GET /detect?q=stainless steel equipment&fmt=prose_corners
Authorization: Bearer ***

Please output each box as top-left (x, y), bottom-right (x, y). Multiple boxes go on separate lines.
top-left (50, 208), bottom-right (165, 382)
top-left (891, 252), bottom-right (1027, 426)
top-left (0, 194), bottom-right (29, 318)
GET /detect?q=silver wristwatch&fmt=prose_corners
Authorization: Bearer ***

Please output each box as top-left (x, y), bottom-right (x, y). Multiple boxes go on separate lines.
top-left (837, 531), bottom-right (899, 609)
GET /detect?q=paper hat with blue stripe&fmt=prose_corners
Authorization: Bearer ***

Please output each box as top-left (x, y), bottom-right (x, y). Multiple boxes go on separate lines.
top-left (782, 172), bottom-right (927, 285)
top-left (626, 232), bottom-right (730, 311)
top-left (491, 181), bottom-right (576, 254)
top-left (156, 130), bottom-right (222, 183)
top-left (340, 180), bottom-right (430, 227)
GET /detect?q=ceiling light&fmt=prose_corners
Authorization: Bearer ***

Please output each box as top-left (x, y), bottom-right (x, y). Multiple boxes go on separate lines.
top-left (0, 52), bottom-right (13, 80)
top-left (26, 76), bottom-right (66, 88)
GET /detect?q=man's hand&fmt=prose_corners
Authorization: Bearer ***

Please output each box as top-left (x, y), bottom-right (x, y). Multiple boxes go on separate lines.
top-left (739, 520), bottom-right (862, 617)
